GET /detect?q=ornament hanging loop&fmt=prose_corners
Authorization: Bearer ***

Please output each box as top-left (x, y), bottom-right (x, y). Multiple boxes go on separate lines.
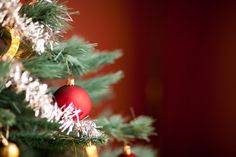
top-left (0, 134), bottom-right (8, 146)
top-left (0, 126), bottom-right (10, 146)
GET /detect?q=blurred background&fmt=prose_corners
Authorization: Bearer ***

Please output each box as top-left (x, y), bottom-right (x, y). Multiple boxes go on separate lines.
top-left (66, 0), bottom-right (236, 157)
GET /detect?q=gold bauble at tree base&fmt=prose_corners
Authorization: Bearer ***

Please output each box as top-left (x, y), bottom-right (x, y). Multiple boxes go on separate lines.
top-left (0, 142), bottom-right (20, 157)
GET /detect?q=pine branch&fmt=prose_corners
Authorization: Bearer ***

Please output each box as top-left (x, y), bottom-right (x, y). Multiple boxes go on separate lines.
top-left (77, 71), bottom-right (124, 104)
top-left (0, 89), bottom-right (28, 114)
top-left (20, 0), bottom-right (76, 30)
top-left (16, 116), bottom-right (60, 130)
top-left (9, 116), bottom-right (107, 149)
top-left (23, 54), bottom-right (68, 79)
top-left (50, 37), bottom-right (122, 77)
top-left (23, 37), bottom-right (122, 79)
top-left (101, 146), bottom-right (158, 157)
top-left (83, 50), bottom-right (122, 73)
top-left (97, 115), bottom-right (156, 143)
top-left (10, 131), bottom-right (106, 149)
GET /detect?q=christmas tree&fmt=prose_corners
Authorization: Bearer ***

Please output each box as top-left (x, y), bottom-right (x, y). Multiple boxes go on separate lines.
top-left (0, 0), bottom-right (157, 157)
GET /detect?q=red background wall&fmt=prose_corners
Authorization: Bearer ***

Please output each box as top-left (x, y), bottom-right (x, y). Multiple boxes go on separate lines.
top-left (67, 0), bottom-right (236, 157)
top-left (160, 1), bottom-right (236, 157)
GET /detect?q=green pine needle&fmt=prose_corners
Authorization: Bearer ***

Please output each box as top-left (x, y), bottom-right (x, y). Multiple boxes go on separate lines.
top-left (51, 37), bottom-right (122, 76)
top-left (23, 54), bottom-right (68, 79)
top-left (97, 115), bottom-right (156, 143)
top-left (77, 71), bottom-right (124, 104)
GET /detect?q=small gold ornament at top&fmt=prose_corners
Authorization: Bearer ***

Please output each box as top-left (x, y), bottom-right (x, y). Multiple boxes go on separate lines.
top-left (86, 144), bottom-right (99, 157)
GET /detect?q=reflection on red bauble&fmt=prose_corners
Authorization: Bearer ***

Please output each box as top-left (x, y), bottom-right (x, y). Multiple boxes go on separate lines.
top-left (54, 79), bottom-right (92, 120)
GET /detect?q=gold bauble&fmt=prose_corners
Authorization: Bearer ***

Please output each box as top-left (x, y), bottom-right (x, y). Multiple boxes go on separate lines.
top-left (0, 142), bottom-right (20, 157)
top-left (0, 28), bottom-right (20, 61)
top-left (0, 27), bottom-right (34, 61)
top-left (86, 144), bottom-right (99, 157)
top-left (15, 48), bottom-right (33, 59)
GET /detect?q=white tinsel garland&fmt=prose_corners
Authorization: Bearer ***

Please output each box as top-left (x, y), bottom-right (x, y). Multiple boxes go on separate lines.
top-left (0, 0), bottom-right (58, 53)
top-left (6, 62), bottom-right (102, 138)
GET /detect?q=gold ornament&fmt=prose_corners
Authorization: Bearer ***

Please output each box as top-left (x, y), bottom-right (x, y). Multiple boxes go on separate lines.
top-left (0, 28), bottom-right (20, 61)
top-left (0, 142), bottom-right (20, 157)
top-left (15, 45), bottom-right (34, 59)
top-left (86, 144), bottom-right (99, 157)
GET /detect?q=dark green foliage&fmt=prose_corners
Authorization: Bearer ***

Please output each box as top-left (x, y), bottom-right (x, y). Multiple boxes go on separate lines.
top-left (10, 130), bottom-right (107, 149)
top-left (0, 61), bottom-right (10, 91)
top-left (10, 116), bottom-right (107, 149)
top-left (20, 0), bottom-right (76, 30)
top-left (0, 89), bottom-right (28, 114)
top-left (97, 115), bottom-right (156, 143)
top-left (0, 108), bottom-right (15, 127)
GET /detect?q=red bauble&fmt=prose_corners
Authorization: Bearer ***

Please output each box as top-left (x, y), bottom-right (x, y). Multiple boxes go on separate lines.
top-left (54, 79), bottom-right (92, 120)
top-left (117, 154), bottom-right (137, 157)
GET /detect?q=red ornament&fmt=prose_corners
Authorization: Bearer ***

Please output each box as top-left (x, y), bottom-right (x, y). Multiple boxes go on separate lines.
top-left (54, 78), bottom-right (92, 120)
top-left (118, 154), bottom-right (137, 157)
top-left (117, 145), bottom-right (137, 157)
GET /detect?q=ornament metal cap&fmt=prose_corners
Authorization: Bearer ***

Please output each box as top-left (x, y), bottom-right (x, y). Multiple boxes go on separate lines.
top-left (1, 135), bottom-right (8, 146)
top-left (67, 77), bottom-right (75, 86)
top-left (123, 145), bottom-right (132, 155)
